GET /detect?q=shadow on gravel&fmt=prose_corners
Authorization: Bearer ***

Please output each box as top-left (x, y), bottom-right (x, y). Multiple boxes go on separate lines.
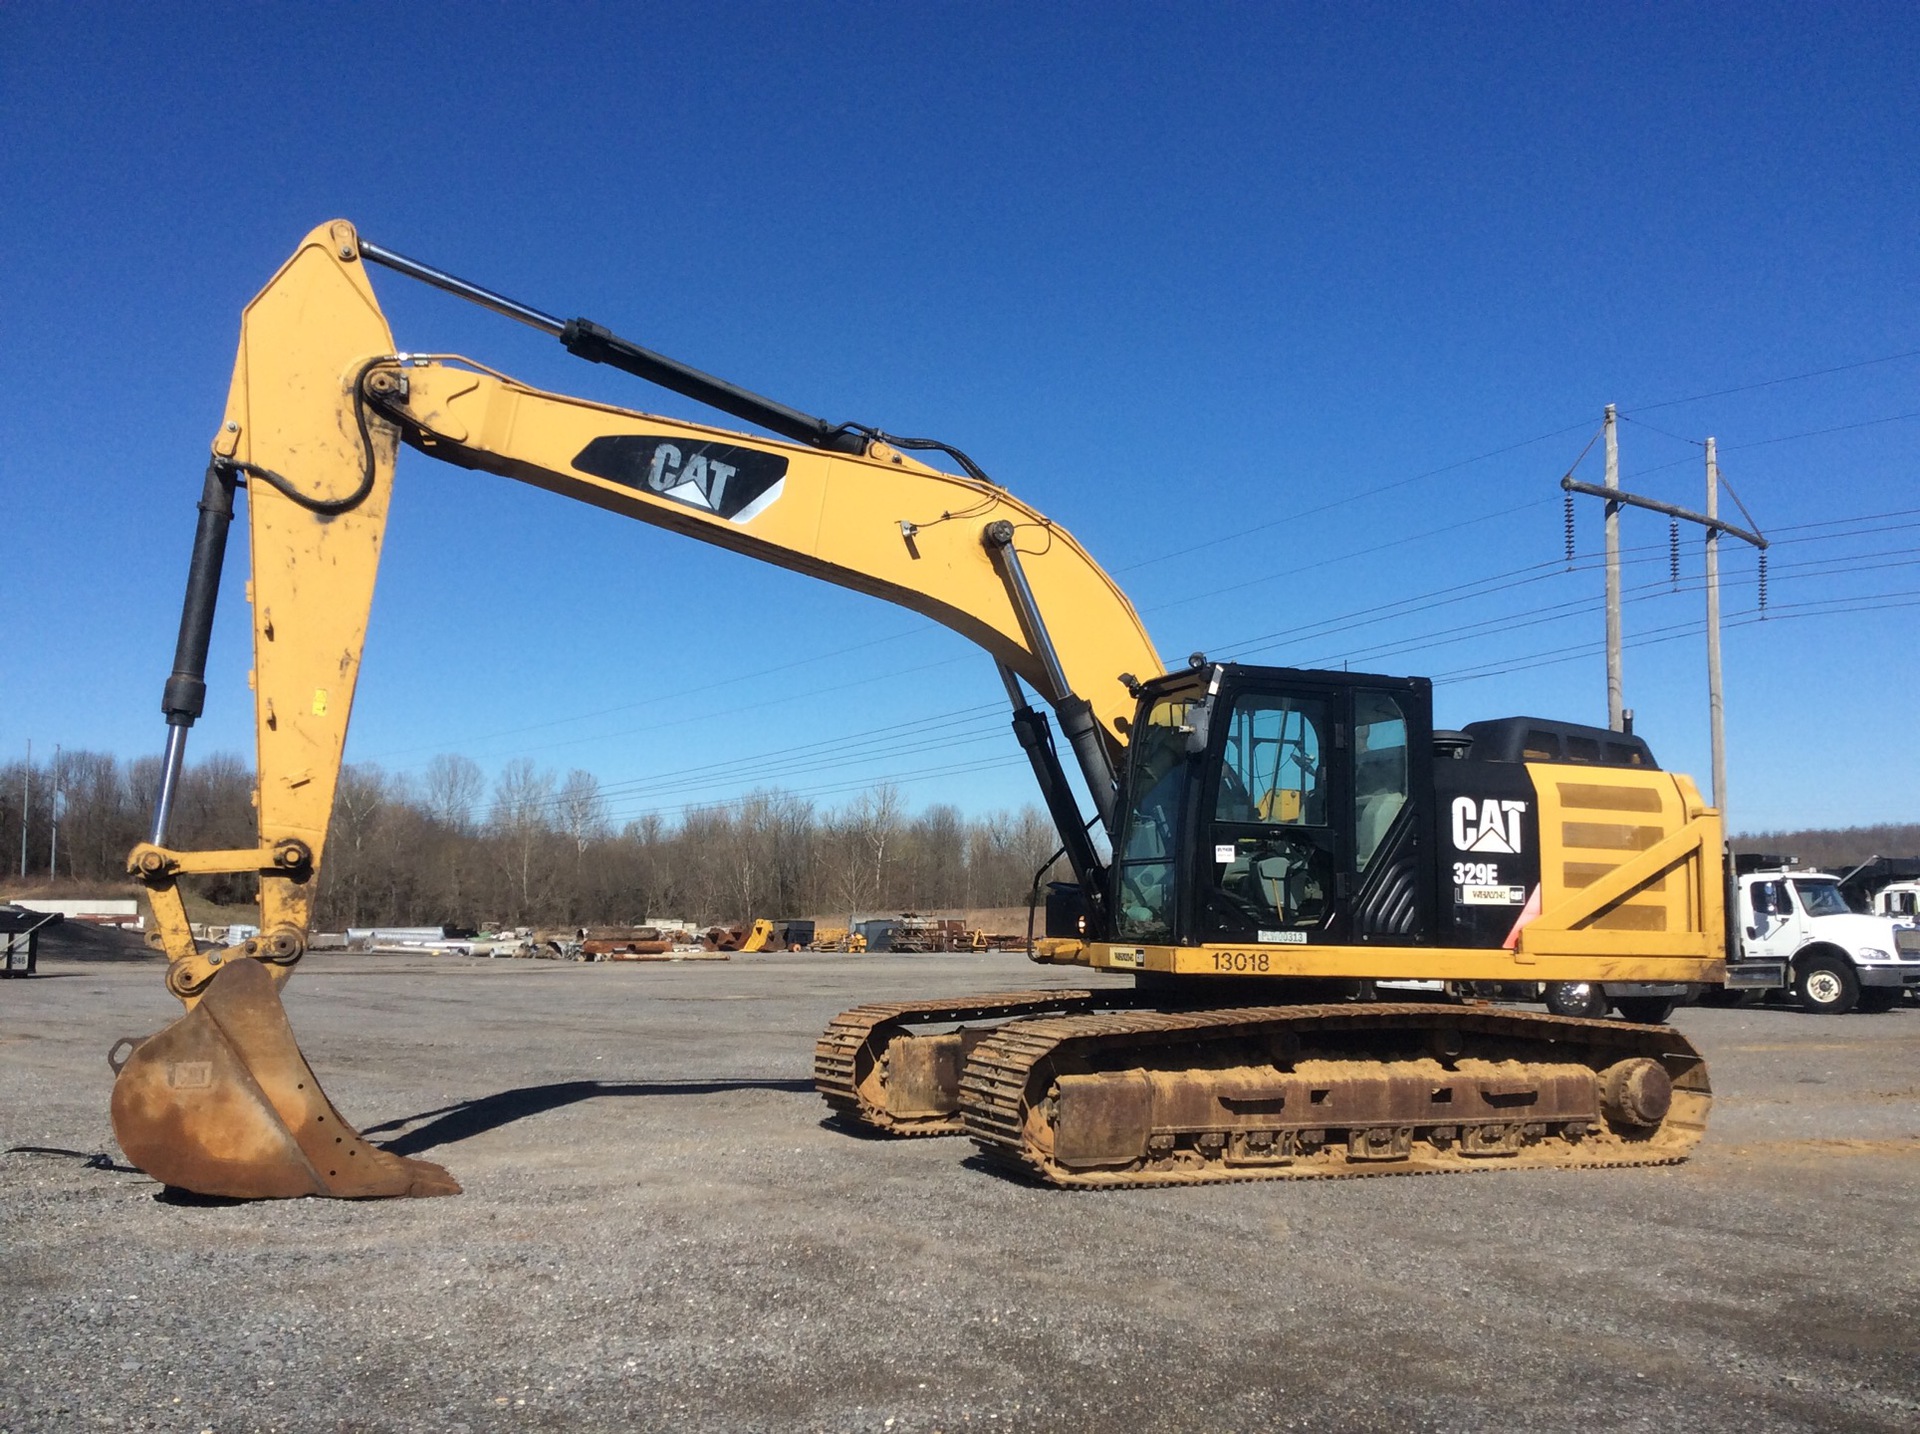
top-left (6, 1145), bottom-right (141, 1174)
top-left (818, 1113), bottom-right (902, 1141)
top-left (366, 1078), bottom-right (817, 1155)
top-left (153, 1187), bottom-right (251, 1206)
top-left (959, 1151), bottom-right (1047, 1187)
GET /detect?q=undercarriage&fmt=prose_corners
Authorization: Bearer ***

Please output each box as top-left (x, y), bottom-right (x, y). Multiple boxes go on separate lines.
top-left (815, 993), bottom-right (1708, 1187)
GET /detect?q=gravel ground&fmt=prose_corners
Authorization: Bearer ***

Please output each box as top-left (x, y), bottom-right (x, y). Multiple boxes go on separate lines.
top-left (3, 936), bottom-right (1917, 1433)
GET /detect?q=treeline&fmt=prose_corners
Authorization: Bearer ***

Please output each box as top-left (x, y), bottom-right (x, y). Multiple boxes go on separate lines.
top-left (1732, 823), bottom-right (1920, 871)
top-left (0, 751), bottom-right (1063, 930)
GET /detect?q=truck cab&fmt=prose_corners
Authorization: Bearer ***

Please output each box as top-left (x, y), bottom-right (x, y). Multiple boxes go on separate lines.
top-left (1733, 864), bottom-right (1917, 1013)
top-left (1866, 881), bottom-right (1920, 959)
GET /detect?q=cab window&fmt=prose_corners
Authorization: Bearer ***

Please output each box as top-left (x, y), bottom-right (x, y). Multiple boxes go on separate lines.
top-left (1213, 695), bottom-right (1327, 826)
top-left (1352, 691), bottom-right (1409, 871)
top-left (1113, 695), bottom-right (1193, 941)
top-left (1203, 694), bottom-right (1335, 939)
top-left (1791, 880), bottom-right (1849, 918)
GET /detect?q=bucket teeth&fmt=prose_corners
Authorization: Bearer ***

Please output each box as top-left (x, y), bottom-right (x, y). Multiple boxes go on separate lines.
top-left (110, 959), bottom-right (459, 1200)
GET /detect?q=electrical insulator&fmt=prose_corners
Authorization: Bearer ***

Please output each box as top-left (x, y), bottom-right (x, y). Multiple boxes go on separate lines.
top-left (1669, 519), bottom-right (1680, 590)
top-left (1757, 549), bottom-right (1768, 616)
top-left (1563, 493), bottom-right (1575, 569)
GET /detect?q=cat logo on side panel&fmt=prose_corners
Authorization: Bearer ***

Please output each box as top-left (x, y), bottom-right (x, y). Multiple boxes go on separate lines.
top-left (1451, 797), bottom-right (1527, 854)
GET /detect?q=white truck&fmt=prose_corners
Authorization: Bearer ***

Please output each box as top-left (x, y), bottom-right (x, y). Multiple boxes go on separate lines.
top-left (1540, 859), bottom-right (1918, 1020)
top-left (1868, 877), bottom-right (1920, 955)
top-left (1726, 863), bottom-right (1919, 1013)
top-left (1873, 881), bottom-right (1920, 923)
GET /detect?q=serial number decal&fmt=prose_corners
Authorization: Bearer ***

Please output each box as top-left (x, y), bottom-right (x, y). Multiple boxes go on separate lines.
top-left (1109, 947), bottom-right (1146, 968)
top-left (1212, 950), bottom-right (1272, 973)
top-left (1460, 884), bottom-right (1526, 906)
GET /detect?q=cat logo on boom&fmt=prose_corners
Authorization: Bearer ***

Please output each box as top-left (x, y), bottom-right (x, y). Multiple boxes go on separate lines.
top-left (1451, 797), bottom-right (1528, 854)
top-left (570, 435), bottom-right (789, 523)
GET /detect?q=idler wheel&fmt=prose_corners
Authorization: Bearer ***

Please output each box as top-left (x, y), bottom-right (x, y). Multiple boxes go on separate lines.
top-left (1600, 1058), bottom-right (1672, 1132)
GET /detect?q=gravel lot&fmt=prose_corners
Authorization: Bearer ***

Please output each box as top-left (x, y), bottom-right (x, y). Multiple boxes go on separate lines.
top-left (3, 934), bottom-right (1917, 1433)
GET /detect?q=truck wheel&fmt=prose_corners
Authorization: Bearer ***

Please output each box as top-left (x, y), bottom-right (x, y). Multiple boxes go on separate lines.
top-left (1544, 981), bottom-right (1609, 1018)
top-left (1857, 987), bottom-right (1901, 1014)
top-left (1612, 996), bottom-right (1678, 1025)
top-left (1793, 956), bottom-right (1859, 1015)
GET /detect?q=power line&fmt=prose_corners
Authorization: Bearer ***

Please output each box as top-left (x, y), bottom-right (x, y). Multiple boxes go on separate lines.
top-left (1731, 409), bottom-right (1920, 450)
top-left (1112, 424), bottom-right (1594, 573)
top-left (1616, 412), bottom-right (1704, 448)
top-left (1431, 588), bottom-right (1920, 686)
top-left (567, 577), bottom-right (1920, 822)
top-left (1141, 497), bottom-right (1557, 615)
top-left (541, 506), bottom-right (1919, 806)
top-left (364, 622), bottom-right (931, 762)
top-left (1621, 345), bottom-right (1920, 413)
top-left (595, 752), bottom-right (1032, 827)
top-left (1625, 412), bottom-right (1920, 483)
top-left (502, 542), bottom-right (1919, 818)
top-left (510, 711), bottom-right (1013, 814)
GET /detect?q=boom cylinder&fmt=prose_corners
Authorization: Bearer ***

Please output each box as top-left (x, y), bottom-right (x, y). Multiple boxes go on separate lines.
top-left (999, 667), bottom-right (1109, 931)
top-left (358, 236), bottom-right (867, 455)
top-left (983, 522), bottom-right (1121, 834)
top-left (151, 460), bottom-right (238, 845)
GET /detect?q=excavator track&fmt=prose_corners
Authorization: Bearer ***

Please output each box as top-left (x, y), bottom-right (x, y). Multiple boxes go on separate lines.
top-left (814, 989), bottom-right (1104, 1135)
top-left (958, 1001), bottom-right (1710, 1188)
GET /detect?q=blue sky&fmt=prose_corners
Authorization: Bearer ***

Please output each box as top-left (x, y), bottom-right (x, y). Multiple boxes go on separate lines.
top-left (2, 3), bottom-right (1915, 836)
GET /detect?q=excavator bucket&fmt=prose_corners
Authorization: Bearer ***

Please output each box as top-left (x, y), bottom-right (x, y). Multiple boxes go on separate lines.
top-left (109, 959), bottom-right (459, 1200)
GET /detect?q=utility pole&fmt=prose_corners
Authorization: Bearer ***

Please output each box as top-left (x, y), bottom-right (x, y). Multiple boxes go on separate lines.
top-left (1603, 404), bottom-right (1623, 732)
top-left (1705, 439), bottom-right (1726, 815)
top-left (18, 739), bottom-right (28, 878)
top-left (1563, 454), bottom-right (1766, 818)
top-left (48, 744), bottom-right (61, 878)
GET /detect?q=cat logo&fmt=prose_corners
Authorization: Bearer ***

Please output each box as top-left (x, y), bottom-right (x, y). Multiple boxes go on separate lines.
top-left (570, 435), bottom-right (789, 523)
top-left (1451, 797), bottom-right (1528, 854)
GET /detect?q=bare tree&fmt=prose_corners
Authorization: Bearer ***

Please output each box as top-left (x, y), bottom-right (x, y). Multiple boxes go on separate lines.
top-left (820, 783), bottom-right (904, 925)
top-left (423, 753), bottom-right (485, 832)
top-left (557, 769), bottom-right (609, 855)
top-left (323, 762), bottom-right (390, 928)
top-left (490, 758), bottom-right (558, 923)
top-left (902, 803), bottom-right (965, 909)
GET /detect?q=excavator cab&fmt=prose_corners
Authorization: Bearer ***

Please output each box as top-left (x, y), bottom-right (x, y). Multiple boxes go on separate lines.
top-left (1103, 664), bottom-right (1436, 950)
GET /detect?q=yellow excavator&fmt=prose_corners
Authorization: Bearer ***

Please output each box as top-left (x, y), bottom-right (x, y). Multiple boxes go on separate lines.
top-left (113, 221), bottom-right (1723, 1198)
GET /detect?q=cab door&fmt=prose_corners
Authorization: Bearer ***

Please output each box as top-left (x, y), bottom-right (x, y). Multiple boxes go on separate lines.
top-left (1744, 879), bottom-right (1800, 957)
top-left (1197, 684), bottom-right (1348, 943)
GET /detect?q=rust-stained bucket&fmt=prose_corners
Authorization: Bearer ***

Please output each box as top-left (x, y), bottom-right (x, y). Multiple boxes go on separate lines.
top-left (109, 958), bottom-right (459, 1200)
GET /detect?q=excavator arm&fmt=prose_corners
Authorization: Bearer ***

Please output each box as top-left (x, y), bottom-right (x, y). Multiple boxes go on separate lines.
top-left (112, 221), bottom-right (1160, 1198)
top-left (132, 220), bottom-right (1159, 1001)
